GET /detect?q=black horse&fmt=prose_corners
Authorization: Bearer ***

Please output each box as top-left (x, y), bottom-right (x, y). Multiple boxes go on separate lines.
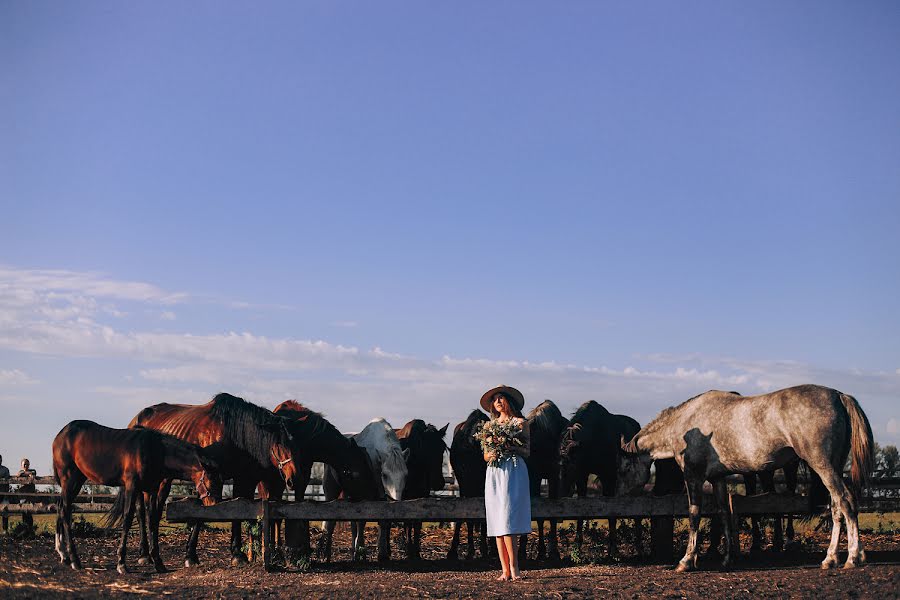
top-left (448, 410), bottom-right (489, 560)
top-left (396, 419), bottom-right (448, 560)
top-left (518, 400), bottom-right (569, 561)
top-left (272, 400), bottom-right (380, 559)
top-left (559, 400), bottom-right (641, 555)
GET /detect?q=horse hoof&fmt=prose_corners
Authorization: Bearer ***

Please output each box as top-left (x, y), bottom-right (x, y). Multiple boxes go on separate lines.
top-left (70, 561), bottom-right (82, 571)
top-left (675, 560), bottom-right (695, 573)
top-left (154, 564), bottom-right (169, 574)
top-left (843, 559), bottom-right (860, 569)
top-left (137, 556), bottom-right (151, 566)
top-left (859, 550), bottom-right (867, 564)
top-left (184, 559), bottom-right (199, 568)
top-left (821, 557), bottom-right (838, 570)
top-left (117, 563), bottom-right (128, 575)
top-left (231, 556), bottom-right (247, 567)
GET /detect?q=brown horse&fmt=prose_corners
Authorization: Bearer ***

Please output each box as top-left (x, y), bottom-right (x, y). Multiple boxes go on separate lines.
top-left (396, 419), bottom-right (448, 560)
top-left (53, 420), bottom-right (220, 574)
top-left (129, 393), bottom-right (302, 566)
top-left (618, 385), bottom-right (874, 571)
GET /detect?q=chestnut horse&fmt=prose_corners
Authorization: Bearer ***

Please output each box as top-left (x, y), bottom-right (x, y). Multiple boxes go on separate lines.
top-left (618, 385), bottom-right (874, 571)
top-left (396, 419), bottom-right (448, 560)
top-left (448, 409), bottom-right (489, 560)
top-left (53, 420), bottom-right (220, 574)
top-left (129, 393), bottom-right (302, 567)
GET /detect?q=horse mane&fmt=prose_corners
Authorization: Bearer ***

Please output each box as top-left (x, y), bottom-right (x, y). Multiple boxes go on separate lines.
top-left (273, 400), bottom-right (334, 441)
top-left (643, 390), bottom-right (741, 435)
top-left (454, 410), bottom-right (488, 438)
top-left (528, 400), bottom-right (568, 438)
top-left (570, 400), bottom-right (610, 426)
top-left (208, 393), bottom-right (287, 467)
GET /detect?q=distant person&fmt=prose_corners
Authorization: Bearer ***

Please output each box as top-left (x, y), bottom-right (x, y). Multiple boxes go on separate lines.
top-left (17, 457), bottom-right (37, 528)
top-left (0, 454), bottom-right (9, 531)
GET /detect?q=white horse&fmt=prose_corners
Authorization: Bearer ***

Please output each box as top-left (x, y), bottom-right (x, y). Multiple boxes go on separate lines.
top-left (320, 418), bottom-right (409, 561)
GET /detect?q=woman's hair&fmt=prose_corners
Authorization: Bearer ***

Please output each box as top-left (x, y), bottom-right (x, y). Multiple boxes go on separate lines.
top-left (489, 392), bottom-right (524, 419)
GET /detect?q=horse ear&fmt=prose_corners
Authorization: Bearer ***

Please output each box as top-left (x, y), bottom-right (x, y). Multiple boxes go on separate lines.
top-left (620, 434), bottom-right (627, 450)
top-left (439, 423), bottom-right (449, 437)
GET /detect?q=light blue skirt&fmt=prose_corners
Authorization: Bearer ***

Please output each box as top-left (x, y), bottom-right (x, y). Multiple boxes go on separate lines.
top-left (484, 457), bottom-right (532, 537)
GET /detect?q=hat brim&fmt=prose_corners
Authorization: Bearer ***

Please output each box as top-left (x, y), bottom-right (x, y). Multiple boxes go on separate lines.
top-left (480, 385), bottom-right (525, 413)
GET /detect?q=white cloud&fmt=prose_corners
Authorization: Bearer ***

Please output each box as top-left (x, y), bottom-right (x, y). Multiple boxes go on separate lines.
top-left (160, 311), bottom-right (176, 321)
top-left (0, 369), bottom-right (37, 386)
top-left (887, 418), bottom-right (899, 435)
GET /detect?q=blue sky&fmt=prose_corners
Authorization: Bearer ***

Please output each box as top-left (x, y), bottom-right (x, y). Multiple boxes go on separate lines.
top-left (1, 2), bottom-right (899, 474)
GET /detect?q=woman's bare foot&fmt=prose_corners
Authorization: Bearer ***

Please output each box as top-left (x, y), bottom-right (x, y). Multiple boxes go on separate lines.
top-left (496, 573), bottom-right (510, 581)
top-left (511, 571), bottom-right (525, 580)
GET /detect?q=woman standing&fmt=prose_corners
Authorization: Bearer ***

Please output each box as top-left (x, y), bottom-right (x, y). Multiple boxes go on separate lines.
top-left (480, 385), bottom-right (531, 581)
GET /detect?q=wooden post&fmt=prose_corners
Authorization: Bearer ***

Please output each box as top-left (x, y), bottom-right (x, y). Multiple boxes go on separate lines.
top-left (650, 516), bottom-right (674, 563)
top-left (262, 499), bottom-right (273, 572)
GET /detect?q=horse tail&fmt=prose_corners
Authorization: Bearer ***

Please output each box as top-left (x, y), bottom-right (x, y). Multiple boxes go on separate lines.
top-left (102, 488), bottom-right (126, 529)
top-left (839, 392), bottom-right (874, 496)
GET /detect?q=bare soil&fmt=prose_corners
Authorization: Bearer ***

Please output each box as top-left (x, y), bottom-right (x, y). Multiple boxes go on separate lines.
top-left (1, 522), bottom-right (898, 599)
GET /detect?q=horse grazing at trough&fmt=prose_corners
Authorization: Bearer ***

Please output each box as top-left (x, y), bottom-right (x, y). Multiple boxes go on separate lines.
top-left (518, 400), bottom-right (569, 561)
top-left (559, 400), bottom-right (641, 555)
top-left (617, 384), bottom-right (874, 572)
top-left (271, 401), bottom-right (381, 558)
top-left (53, 420), bottom-right (221, 574)
top-left (396, 419), bottom-right (449, 560)
top-left (129, 393), bottom-right (302, 567)
top-left (319, 418), bottom-right (408, 561)
top-left (448, 409), bottom-right (490, 560)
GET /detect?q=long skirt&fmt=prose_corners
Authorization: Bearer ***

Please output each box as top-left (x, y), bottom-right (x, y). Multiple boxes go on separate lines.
top-left (484, 457), bottom-right (532, 537)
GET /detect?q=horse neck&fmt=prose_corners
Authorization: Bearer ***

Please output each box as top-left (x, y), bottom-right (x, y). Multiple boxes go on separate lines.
top-left (161, 441), bottom-right (201, 479)
top-left (635, 416), bottom-right (680, 459)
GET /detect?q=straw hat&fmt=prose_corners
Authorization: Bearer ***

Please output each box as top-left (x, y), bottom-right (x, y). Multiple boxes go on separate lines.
top-left (480, 385), bottom-right (525, 413)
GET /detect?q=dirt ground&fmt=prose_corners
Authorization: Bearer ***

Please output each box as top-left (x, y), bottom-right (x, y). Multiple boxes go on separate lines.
top-left (1, 520), bottom-right (898, 599)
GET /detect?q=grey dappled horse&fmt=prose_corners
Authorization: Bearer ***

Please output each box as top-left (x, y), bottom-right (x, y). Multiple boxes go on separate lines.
top-left (617, 385), bottom-right (873, 572)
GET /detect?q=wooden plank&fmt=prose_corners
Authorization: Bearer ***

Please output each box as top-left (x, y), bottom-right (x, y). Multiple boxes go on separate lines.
top-left (166, 498), bottom-right (263, 522)
top-left (0, 502), bottom-right (113, 513)
top-left (168, 493), bottom-right (814, 523)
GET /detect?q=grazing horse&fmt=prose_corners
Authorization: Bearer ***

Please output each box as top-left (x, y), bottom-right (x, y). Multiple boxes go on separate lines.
top-left (53, 420), bottom-right (221, 574)
top-left (129, 393), bottom-right (302, 567)
top-left (270, 401), bottom-right (381, 559)
top-left (617, 385), bottom-right (874, 572)
top-left (448, 409), bottom-right (490, 560)
top-left (396, 419), bottom-right (449, 560)
top-left (518, 400), bottom-right (569, 561)
top-left (559, 400), bottom-right (641, 555)
top-left (319, 418), bottom-right (409, 561)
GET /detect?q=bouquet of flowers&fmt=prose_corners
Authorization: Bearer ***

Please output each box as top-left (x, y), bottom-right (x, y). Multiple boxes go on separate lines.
top-left (474, 419), bottom-right (525, 467)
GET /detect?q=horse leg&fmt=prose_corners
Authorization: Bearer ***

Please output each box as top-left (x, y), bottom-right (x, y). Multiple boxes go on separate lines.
top-left (377, 519), bottom-right (391, 561)
top-left (634, 518), bottom-right (644, 557)
top-left (317, 520), bottom-right (336, 562)
top-left (706, 514), bottom-right (723, 559)
top-left (548, 518), bottom-right (560, 561)
top-left (413, 522), bottom-right (422, 560)
top-left (676, 478), bottom-right (704, 573)
top-left (608, 517), bottom-right (618, 557)
top-left (147, 491), bottom-right (168, 573)
top-left (518, 526), bottom-right (529, 561)
top-left (759, 471), bottom-right (782, 551)
top-left (448, 520), bottom-right (461, 560)
top-left (713, 478), bottom-right (736, 569)
top-left (813, 462), bottom-right (852, 569)
top-left (56, 468), bottom-right (84, 567)
top-left (536, 519), bottom-right (546, 560)
top-left (135, 493), bottom-right (151, 565)
top-left (745, 474), bottom-right (763, 553)
top-left (116, 484), bottom-right (137, 574)
top-left (466, 520), bottom-right (477, 559)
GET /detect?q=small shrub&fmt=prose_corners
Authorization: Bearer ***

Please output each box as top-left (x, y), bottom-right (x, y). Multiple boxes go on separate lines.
top-left (10, 521), bottom-right (36, 540)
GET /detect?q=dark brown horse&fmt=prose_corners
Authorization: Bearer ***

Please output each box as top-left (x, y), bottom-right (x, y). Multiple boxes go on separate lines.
top-left (53, 420), bottom-right (220, 574)
top-left (396, 419), bottom-right (448, 560)
top-left (448, 409), bottom-right (489, 560)
top-left (271, 401), bottom-right (381, 559)
top-left (519, 400), bottom-right (569, 561)
top-left (129, 393), bottom-right (302, 567)
top-left (559, 400), bottom-right (641, 555)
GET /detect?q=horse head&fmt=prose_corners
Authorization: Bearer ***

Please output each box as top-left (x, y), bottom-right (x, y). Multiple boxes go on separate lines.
top-left (557, 423), bottom-right (583, 496)
top-left (615, 433), bottom-right (653, 496)
top-left (193, 451), bottom-right (224, 507)
top-left (381, 447), bottom-right (410, 501)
